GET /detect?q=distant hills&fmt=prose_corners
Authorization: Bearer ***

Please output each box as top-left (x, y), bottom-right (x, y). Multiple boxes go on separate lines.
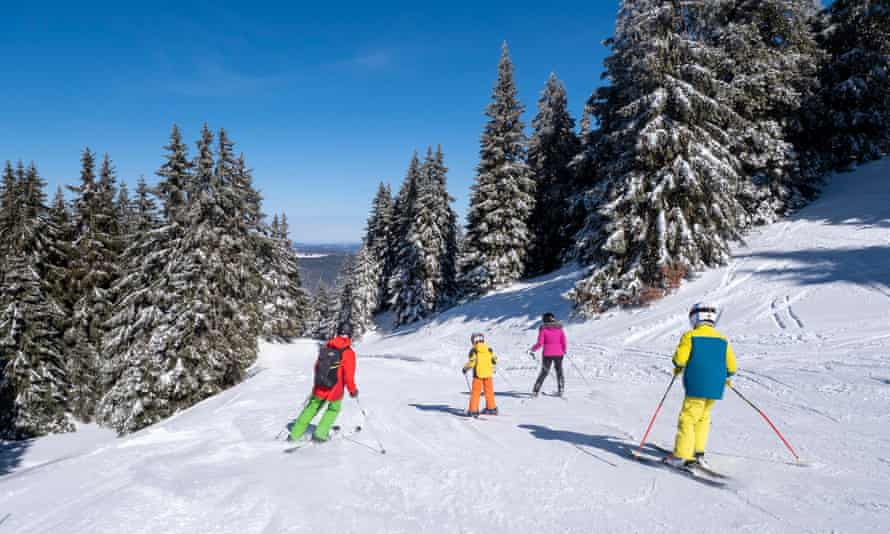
top-left (293, 243), bottom-right (360, 292)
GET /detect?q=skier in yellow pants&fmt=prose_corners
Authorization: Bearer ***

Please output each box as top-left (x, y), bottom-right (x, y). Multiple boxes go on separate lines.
top-left (665, 303), bottom-right (737, 469)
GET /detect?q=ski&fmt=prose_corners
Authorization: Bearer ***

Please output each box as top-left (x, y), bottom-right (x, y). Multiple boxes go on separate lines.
top-left (627, 448), bottom-right (728, 489)
top-left (645, 444), bottom-right (731, 480)
top-left (283, 425), bottom-right (362, 453)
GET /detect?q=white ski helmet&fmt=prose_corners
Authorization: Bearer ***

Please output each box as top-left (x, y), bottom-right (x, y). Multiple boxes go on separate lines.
top-left (689, 302), bottom-right (719, 327)
top-left (470, 332), bottom-right (485, 345)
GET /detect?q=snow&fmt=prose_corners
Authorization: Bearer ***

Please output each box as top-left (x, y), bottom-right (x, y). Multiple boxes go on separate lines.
top-left (295, 253), bottom-right (329, 259)
top-left (2, 160), bottom-right (890, 532)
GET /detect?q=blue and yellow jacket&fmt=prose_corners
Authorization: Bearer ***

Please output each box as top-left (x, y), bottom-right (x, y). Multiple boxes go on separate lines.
top-left (673, 324), bottom-right (737, 400)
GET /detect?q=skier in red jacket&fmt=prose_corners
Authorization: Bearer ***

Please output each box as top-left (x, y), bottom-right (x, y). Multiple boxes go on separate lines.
top-left (289, 324), bottom-right (358, 442)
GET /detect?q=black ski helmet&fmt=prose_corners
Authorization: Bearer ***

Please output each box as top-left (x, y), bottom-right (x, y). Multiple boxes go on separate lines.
top-left (542, 312), bottom-right (556, 323)
top-left (337, 323), bottom-right (353, 338)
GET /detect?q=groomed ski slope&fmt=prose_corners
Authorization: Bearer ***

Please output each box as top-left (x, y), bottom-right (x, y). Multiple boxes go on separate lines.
top-left (2, 160), bottom-right (890, 533)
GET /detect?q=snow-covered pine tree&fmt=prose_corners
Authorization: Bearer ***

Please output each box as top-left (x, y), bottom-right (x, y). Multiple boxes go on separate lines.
top-left (391, 152), bottom-right (432, 325)
top-left (307, 282), bottom-right (337, 340)
top-left (716, 0), bottom-right (822, 219)
top-left (337, 243), bottom-right (381, 337)
top-left (0, 162), bottom-right (17, 257)
top-left (527, 73), bottom-right (581, 275)
top-left (816, 0), bottom-right (890, 166)
top-left (390, 146), bottom-right (460, 324)
top-left (0, 162), bottom-right (73, 438)
top-left (167, 125), bottom-right (258, 397)
top-left (569, 1), bottom-right (751, 315)
top-left (366, 182), bottom-right (394, 310)
top-left (116, 179), bottom-right (137, 238)
top-left (302, 283), bottom-right (324, 338)
top-left (97, 154), bottom-right (123, 254)
top-left (44, 187), bottom-right (73, 323)
top-left (461, 42), bottom-right (535, 294)
top-left (432, 146), bottom-right (460, 305)
top-left (261, 214), bottom-right (309, 340)
top-left (387, 153), bottom-right (422, 307)
top-left (66, 148), bottom-right (121, 419)
top-left (98, 176), bottom-right (162, 418)
top-left (225, 149), bottom-right (265, 352)
top-left (97, 127), bottom-right (190, 433)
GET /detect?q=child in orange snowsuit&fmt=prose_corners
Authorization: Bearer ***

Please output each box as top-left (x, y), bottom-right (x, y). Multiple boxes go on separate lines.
top-left (463, 333), bottom-right (498, 416)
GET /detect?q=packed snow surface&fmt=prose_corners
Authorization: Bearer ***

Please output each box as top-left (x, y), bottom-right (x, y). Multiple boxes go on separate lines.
top-left (2, 161), bottom-right (890, 532)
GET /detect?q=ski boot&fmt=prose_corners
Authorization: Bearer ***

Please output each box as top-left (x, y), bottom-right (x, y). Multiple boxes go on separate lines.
top-left (691, 452), bottom-right (711, 469)
top-left (483, 407), bottom-right (498, 416)
top-left (466, 410), bottom-right (481, 418)
top-left (662, 454), bottom-right (693, 469)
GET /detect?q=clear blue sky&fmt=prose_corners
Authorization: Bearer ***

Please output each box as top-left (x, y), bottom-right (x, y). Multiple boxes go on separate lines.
top-left (1, 1), bottom-right (827, 243)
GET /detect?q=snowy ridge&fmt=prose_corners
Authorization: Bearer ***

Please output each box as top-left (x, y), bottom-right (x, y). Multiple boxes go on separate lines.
top-left (1, 161), bottom-right (889, 532)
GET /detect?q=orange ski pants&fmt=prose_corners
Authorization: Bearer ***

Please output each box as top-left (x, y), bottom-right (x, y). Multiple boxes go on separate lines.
top-left (469, 377), bottom-right (496, 413)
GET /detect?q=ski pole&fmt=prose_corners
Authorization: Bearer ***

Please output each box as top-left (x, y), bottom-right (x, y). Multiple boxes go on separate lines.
top-left (464, 371), bottom-right (472, 394)
top-left (633, 374), bottom-right (677, 458)
top-left (565, 353), bottom-right (593, 387)
top-left (729, 384), bottom-right (801, 463)
top-left (355, 397), bottom-right (387, 455)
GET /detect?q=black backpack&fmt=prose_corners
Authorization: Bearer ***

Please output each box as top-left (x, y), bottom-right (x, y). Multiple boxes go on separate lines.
top-left (314, 345), bottom-right (345, 388)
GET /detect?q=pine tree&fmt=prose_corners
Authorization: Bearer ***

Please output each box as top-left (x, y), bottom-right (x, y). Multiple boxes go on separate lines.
top-left (366, 183), bottom-right (394, 310)
top-left (337, 244), bottom-right (381, 337)
top-left (97, 127), bottom-right (189, 433)
top-left (570, 1), bottom-right (752, 315)
top-left (307, 283), bottom-right (337, 340)
top-left (461, 42), bottom-right (535, 294)
top-left (717, 0), bottom-right (822, 219)
top-left (66, 148), bottom-right (120, 419)
top-left (0, 162), bottom-right (73, 438)
top-left (116, 180), bottom-right (135, 236)
top-left (433, 146), bottom-right (461, 304)
top-left (391, 146), bottom-right (460, 324)
top-left (387, 153), bottom-right (422, 307)
top-left (232, 151), bottom-right (265, 344)
top-left (131, 126), bottom-right (260, 413)
top-left (261, 214), bottom-right (309, 340)
top-left (817, 0), bottom-right (890, 166)
top-left (528, 73), bottom-right (581, 275)
top-left (168, 125), bottom-right (257, 398)
top-left (0, 162), bottom-right (17, 257)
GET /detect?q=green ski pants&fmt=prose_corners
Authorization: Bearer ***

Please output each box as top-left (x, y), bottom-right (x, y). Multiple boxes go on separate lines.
top-left (290, 395), bottom-right (342, 441)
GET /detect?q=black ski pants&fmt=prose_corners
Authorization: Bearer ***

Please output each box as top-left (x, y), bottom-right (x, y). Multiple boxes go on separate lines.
top-left (533, 356), bottom-right (564, 393)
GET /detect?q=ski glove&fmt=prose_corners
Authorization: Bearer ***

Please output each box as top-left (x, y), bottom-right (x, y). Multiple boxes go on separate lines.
top-left (350, 389), bottom-right (359, 398)
top-left (673, 367), bottom-right (684, 376)
top-left (725, 379), bottom-right (732, 388)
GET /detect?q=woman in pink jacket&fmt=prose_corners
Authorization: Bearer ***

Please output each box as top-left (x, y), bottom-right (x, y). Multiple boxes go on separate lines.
top-left (529, 312), bottom-right (567, 397)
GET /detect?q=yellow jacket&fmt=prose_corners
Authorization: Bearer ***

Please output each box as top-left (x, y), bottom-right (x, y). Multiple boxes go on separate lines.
top-left (673, 324), bottom-right (737, 400)
top-left (464, 342), bottom-right (497, 379)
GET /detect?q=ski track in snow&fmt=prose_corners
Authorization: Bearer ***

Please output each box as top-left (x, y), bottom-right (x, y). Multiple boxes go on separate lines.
top-left (2, 162), bottom-right (890, 532)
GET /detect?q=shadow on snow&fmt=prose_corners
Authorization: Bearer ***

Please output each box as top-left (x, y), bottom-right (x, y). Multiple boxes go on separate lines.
top-left (736, 245), bottom-right (890, 290)
top-left (0, 438), bottom-right (30, 477)
top-left (408, 404), bottom-right (468, 416)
